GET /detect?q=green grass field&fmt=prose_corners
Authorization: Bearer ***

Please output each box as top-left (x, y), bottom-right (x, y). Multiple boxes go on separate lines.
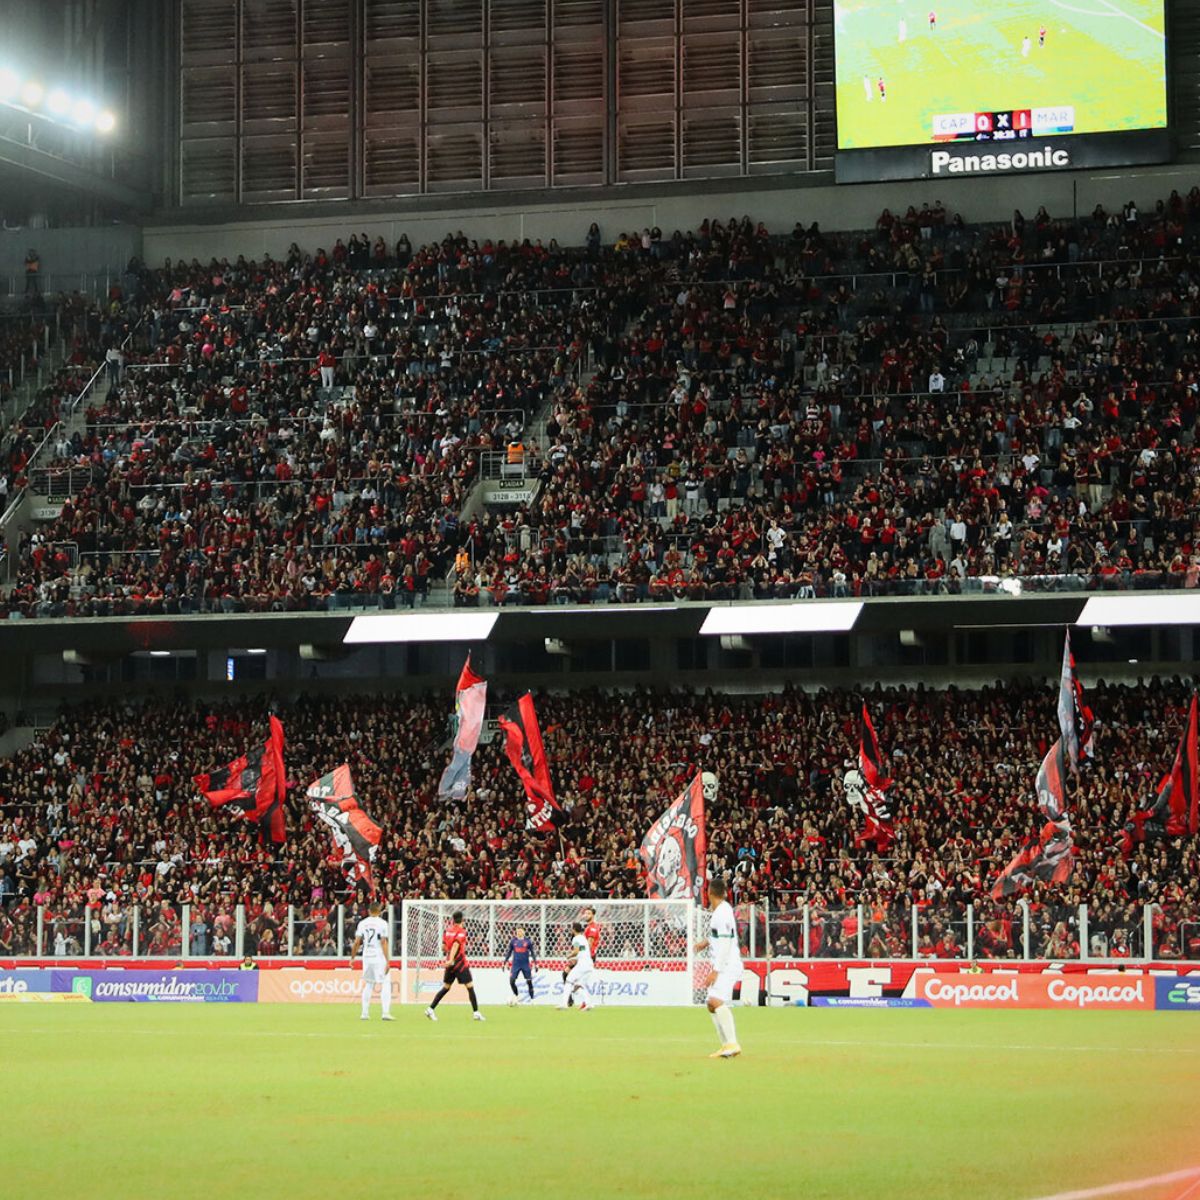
top-left (2, 1005), bottom-right (1198, 1200)
top-left (834, 0), bottom-right (1167, 149)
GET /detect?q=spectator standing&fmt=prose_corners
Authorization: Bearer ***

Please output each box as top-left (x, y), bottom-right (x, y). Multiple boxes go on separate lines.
top-left (23, 249), bottom-right (39, 295)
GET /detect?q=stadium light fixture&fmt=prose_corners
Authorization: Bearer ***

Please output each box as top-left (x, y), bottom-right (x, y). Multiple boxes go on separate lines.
top-left (0, 72), bottom-right (117, 134)
top-left (1077, 594), bottom-right (1200, 628)
top-left (700, 601), bottom-right (864, 636)
top-left (343, 612), bottom-right (498, 645)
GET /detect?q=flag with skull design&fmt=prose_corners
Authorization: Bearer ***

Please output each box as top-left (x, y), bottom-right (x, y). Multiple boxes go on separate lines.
top-left (639, 771), bottom-right (712, 903)
top-left (844, 703), bottom-right (894, 849)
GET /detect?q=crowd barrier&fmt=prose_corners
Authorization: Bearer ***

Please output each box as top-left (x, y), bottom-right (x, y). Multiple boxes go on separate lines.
top-left (1, 960), bottom-right (1197, 1009)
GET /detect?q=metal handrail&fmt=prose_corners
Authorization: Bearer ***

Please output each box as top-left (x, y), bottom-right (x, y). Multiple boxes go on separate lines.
top-left (0, 316), bottom-right (139, 530)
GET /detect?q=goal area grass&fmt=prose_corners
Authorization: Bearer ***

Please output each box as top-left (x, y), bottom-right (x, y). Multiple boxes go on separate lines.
top-left (2, 1004), bottom-right (1196, 1199)
top-left (834, 0), bottom-right (1167, 150)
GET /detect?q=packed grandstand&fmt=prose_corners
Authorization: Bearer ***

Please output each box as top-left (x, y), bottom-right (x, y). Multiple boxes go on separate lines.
top-left (0, 677), bottom-right (1196, 962)
top-left (3, 188), bottom-right (1200, 617)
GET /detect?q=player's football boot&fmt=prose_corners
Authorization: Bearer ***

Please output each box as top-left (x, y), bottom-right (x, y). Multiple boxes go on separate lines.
top-left (507, 998), bottom-right (517, 1007)
top-left (424, 1007), bottom-right (438, 1022)
top-left (719, 1044), bottom-right (742, 1059)
top-left (381, 1014), bottom-right (395, 1021)
top-left (472, 1011), bottom-right (486, 1021)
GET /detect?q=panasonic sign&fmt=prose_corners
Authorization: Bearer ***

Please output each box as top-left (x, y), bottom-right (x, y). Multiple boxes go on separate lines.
top-left (931, 145), bottom-right (1070, 176)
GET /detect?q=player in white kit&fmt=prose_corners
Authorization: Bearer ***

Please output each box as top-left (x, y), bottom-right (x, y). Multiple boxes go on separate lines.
top-left (695, 879), bottom-right (742, 1058)
top-left (556, 921), bottom-right (593, 1012)
top-left (351, 899), bottom-right (393, 1021)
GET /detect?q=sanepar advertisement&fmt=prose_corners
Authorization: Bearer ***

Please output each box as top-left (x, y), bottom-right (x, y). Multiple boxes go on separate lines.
top-left (834, 0), bottom-right (1170, 181)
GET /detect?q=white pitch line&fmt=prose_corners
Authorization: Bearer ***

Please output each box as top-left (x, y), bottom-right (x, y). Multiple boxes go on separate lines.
top-left (1024, 1166), bottom-right (1200, 1200)
top-left (1093, 0), bottom-right (1166, 38)
top-left (1048, 0), bottom-right (1165, 38)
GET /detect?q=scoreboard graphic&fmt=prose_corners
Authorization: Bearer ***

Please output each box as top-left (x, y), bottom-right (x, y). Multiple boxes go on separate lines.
top-left (931, 107), bottom-right (1075, 142)
top-left (832, 0), bottom-right (1168, 182)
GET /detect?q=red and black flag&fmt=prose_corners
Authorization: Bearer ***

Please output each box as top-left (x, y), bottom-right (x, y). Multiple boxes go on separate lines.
top-left (497, 692), bottom-right (562, 832)
top-left (1129, 694), bottom-right (1199, 851)
top-left (1035, 738), bottom-right (1069, 823)
top-left (992, 818), bottom-right (1074, 899)
top-left (640, 771), bottom-right (711, 903)
top-left (852, 703), bottom-right (894, 848)
top-left (437, 655), bottom-right (487, 801)
top-left (194, 715), bottom-right (287, 844)
top-left (1160, 693), bottom-right (1199, 835)
top-left (306, 764), bottom-right (383, 892)
top-left (1057, 630), bottom-right (1094, 772)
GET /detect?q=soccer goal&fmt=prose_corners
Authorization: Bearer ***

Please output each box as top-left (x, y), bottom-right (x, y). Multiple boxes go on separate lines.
top-left (400, 899), bottom-right (704, 1007)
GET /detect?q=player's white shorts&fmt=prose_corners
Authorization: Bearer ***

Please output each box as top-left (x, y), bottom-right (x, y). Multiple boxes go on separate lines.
top-left (706, 968), bottom-right (741, 1005)
top-left (361, 957), bottom-right (390, 985)
top-left (566, 962), bottom-right (594, 988)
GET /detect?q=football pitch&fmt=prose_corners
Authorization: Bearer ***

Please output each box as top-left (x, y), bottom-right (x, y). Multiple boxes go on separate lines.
top-left (2, 1005), bottom-right (1198, 1200)
top-left (834, 0), bottom-right (1167, 149)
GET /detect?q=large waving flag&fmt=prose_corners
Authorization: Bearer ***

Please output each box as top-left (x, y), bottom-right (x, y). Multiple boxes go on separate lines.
top-left (992, 818), bottom-right (1074, 899)
top-left (851, 703), bottom-right (894, 847)
top-left (306, 764), bottom-right (382, 892)
top-left (1158, 693), bottom-right (1199, 835)
top-left (640, 771), bottom-right (712, 903)
top-left (1127, 694), bottom-right (1199, 853)
top-left (1057, 630), bottom-right (1093, 772)
top-left (497, 692), bottom-right (562, 832)
top-left (995, 738), bottom-right (1074, 897)
top-left (437, 656), bottom-right (487, 801)
top-left (194, 715), bottom-right (287, 844)
top-left (1035, 738), bottom-right (1069, 822)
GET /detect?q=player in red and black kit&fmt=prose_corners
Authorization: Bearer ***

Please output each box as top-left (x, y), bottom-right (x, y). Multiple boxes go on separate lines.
top-left (566, 906), bottom-right (602, 1007)
top-left (424, 910), bottom-right (485, 1022)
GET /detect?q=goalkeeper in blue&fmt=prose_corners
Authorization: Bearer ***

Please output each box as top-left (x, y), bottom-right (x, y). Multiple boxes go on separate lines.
top-left (503, 925), bottom-right (537, 1005)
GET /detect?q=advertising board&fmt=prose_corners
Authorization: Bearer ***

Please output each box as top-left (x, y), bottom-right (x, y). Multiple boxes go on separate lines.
top-left (50, 969), bottom-right (259, 1003)
top-left (914, 973), bottom-right (1154, 1010)
top-left (1155, 976), bottom-right (1200, 1011)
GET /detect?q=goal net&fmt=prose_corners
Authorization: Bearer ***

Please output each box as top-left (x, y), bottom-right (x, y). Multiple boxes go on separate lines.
top-left (400, 899), bottom-right (702, 1007)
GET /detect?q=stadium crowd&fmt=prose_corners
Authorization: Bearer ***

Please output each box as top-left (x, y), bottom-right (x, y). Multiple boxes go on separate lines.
top-left (4, 189), bottom-right (1200, 615)
top-left (0, 677), bottom-right (1196, 962)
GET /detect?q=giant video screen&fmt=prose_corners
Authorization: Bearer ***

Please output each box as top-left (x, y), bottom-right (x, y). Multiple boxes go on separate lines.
top-left (834, 0), bottom-right (1169, 181)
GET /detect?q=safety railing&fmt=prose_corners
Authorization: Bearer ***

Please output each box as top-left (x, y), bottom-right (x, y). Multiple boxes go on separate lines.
top-left (0, 271), bottom-right (118, 302)
top-left (747, 899), bottom-right (1194, 961)
top-left (1, 899), bottom-right (1193, 961)
top-left (6, 563), bottom-right (1196, 619)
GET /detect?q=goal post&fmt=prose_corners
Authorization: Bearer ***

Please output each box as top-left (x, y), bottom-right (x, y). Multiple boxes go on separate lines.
top-left (400, 898), bottom-right (704, 1007)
